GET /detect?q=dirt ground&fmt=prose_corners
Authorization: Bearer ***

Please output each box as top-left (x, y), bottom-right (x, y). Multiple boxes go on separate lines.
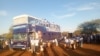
top-left (0, 44), bottom-right (100, 56)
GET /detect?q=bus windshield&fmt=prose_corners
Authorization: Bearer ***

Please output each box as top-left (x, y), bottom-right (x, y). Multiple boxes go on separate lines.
top-left (13, 33), bottom-right (27, 41)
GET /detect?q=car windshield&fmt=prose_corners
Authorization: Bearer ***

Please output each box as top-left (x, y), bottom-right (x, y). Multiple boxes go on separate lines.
top-left (13, 33), bottom-right (27, 41)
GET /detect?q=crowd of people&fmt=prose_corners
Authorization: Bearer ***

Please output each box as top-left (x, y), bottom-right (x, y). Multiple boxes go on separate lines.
top-left (63, 35), bottom-right (83, 50)
top-left (62, 33), bottom-right (100, 50)
top-left (0, 32), bottom-right (100, 56)
top-left (82, 33), bottom-right (100, 44)
top-left (29, 32), bottom-right (85, 55)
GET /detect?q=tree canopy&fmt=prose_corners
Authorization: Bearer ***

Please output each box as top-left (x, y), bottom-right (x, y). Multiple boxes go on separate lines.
top-left (61, 31), bottom-right (68, 37)
top-left (77, 19), bottom-right (100, 34)
top-left (0, 26), bottom-right (13, 39)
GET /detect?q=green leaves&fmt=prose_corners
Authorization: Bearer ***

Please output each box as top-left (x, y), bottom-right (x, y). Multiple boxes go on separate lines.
top-left (77, 19), bottom-right (100, 34)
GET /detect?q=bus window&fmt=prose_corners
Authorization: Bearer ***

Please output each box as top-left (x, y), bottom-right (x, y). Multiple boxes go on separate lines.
top-left (13, 33), bottom-right (27, 41)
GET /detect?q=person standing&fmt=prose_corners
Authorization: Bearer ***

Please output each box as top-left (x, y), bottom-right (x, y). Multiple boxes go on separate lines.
top-left (35, 31), bottom-right (43, 55)
top-left (69, 37), bottom-right (76, 49)
top-left (30, 32), bottom-right (35, 53)
top-left (79, 36), bottom-right (83, 47)
top-left (90, 34), bottom-right (93, 43)
top-left (64, 37), bottom-right (70, 48)
top-left (64, 36), bottom-right (67, 47)
top-left (75, 35), bottom-right (80, 47)
top-left (55, 38), bottom-right (58, 46)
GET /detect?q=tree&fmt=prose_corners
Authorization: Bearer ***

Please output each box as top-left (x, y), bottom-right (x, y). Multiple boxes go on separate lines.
top-left (77, 19), bottom-right (100, 34)
top-left (61, 32), bottom-right (68, 37)
top-left (74, 29), bottom-right (82, 35)
top-left (1, 33), bottom-right (8, 37)
top-left (7, 26), bottom-right (13, 39)
top-left (1, 27), bottom-right (13, 39)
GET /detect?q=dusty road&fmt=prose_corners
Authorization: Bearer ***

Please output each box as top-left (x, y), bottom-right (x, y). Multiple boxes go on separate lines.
top-left (0, 44), bottom-right (100, 56)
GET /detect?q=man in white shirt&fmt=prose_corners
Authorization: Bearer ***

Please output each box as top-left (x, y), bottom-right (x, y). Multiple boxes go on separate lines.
top-left (65, 37), bottom-right (70, 48)
top-left (75, 36), bottom-right (80, 47)
top-left (80, 36), bottom-right (83, 47)
top-left (30, 32), bottom-right (35, 53)
top-left (35, 31), bottom-right (43, 55)
top-left (55, 38), bottom-right (58, 46)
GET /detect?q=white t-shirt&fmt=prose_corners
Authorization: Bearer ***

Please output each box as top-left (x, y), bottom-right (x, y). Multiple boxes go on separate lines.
top-left (70, 39), bottom-right (74, 44)
top-left (65, 39), bottom-right (69, 43)
top-left (31, 39), bottom-right (35, 45)
top-left (34, 40), bottom-right (39, 46)
top-left (76, 37), bottom-right (80, 42)
top-left (31, 39), bottom-right (39, 46)
top-left (55, 39), bottom-right (58, 43)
